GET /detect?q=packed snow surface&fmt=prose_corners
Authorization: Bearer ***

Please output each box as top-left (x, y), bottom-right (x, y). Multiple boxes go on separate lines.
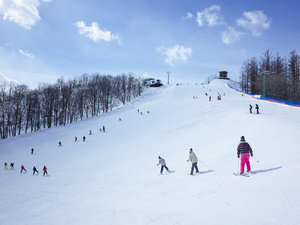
top-left (1, 79), bottom-right (300, 225)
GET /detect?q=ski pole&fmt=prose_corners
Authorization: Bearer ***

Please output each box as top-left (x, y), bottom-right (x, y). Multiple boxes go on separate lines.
top-left (253, 156), bottom-right (259, 163)
top-left (237, 158), bottom-right (240, 173)
top-left (198, 160), bottom-right (211, 170)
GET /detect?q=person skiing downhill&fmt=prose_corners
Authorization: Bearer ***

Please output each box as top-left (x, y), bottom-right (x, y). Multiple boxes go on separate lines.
top-left (75, 136), bottom-right (77, 142)
top-left (157, 156), bottom-right (170, 174)
top-left (31, 148), bottom-right (34, 155)
top-left (10, 162), bottom-right (14, 170)
top-left (237, 136), bottom-right (253, 174)
top-left (58, 141), bottom-right (62, 147)
top-left (33, 166), bottom-right (39, 175)
top-left (4, 162), bottom-right (8, 170)
top-left (255, 104), bottom-right (259, 114)
top-left (43, 166), bottom-right (48, 176)
top-left (89, 130), bottom-right (92, 135)
top-left (249, 104), bottom-right (253, 113)
top-left (20, 165), bottom-right (27, 173)
top-left (103, 126), bottom-right (106, 132)
top-left (83, 136), bottom-right (86, 142)
top-left (187, 148), bottom-right (199, 175)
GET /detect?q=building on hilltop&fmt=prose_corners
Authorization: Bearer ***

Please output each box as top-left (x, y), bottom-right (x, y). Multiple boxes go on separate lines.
top-left (143, 78), bottom-right (163, 87)
top-left (218, 71), bottom-right (229, 80)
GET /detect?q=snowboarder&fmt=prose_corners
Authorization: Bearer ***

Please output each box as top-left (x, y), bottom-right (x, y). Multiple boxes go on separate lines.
top-left (31, 148), bottom-right (34, 155)
top-left (249, 104), bottom-right (253, 113)
top-left (237, 136), bottom-right (253, 175)
top-left (58, 141), bottom-right (62, 147)
top-left (4, 162), bottom-right (8, 170)
top-left (255, 104), bottom-right (259, 114)
top-left (157, 156), bottom-right (170, 174)
top-left (89, 130), bottom-right (92, 135)
top-left (103, 126), bottom-right (105, 132)
top-left (75, 136), bottom-right (78, 142)
top-left (83, 136), bottom-right (86, 142)
top-left (43, 166), bottom-right (48, 176)
top-left (10, 162), bottom-right (14, 170)
top-left (187, 148), bottom-right (199, 175)
top-left (20, 165), bottom-right (27, 173)
top-left (33, 166), bottom-right (39, 175)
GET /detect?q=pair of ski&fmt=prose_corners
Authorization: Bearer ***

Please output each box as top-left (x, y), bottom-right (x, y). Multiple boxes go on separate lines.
top-left (233, 171), bottom-right (256, 177)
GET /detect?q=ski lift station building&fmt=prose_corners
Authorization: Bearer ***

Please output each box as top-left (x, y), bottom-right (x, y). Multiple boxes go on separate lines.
top-left (218, 71), bottom-right (229, 80)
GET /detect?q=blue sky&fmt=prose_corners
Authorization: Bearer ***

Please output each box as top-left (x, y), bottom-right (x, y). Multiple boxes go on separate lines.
top-left (0, 0), bottom-right (299, 88)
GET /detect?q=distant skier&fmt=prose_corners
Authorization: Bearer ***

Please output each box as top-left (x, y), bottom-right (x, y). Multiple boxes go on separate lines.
top-left (31, 148), bottom-right (34, 155)
top-left (119, 118), bottom-right (122, 121)
top-left (237, 136), bottom-right (253, 175)
top-left (140, 112), bottom-right (143, 115)
top-left (10, 162), bottom-right (14, 170)
top-left (33, 166), bottom-right (39, 175)
top-left (20, 165), bottom-right (27, 173)
top-left (43, 166), bottom-right (48, 176)
top-left (75, 136), bottom-right (78, 142)
top-left (137, 109), bottom-right (139, 113)
top-left (255, 104), bottom-right (259, 114)
top-left (99, 128), bottom-right (102, 132)
top-left (249, 104), bottom-right (253, 113)
top-left (89, 130), bottom-right (92, 135)
top-left (4, 162), bottom-right (8, 170)
top-left (58, 141), bottom-right (62, 147)
top-left (187, 148), bottom-right (199, 175)
top-left (157, 156), bottom-right (170, 174)
top-left (83, 136), bottom-right (86, 142)
top-left (103, 126), bottom-right (105, 132)
top-left (209, 96), bottom-right (211, 101)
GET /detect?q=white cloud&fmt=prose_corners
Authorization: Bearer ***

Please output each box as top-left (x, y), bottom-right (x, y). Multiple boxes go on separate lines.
top-left (182, 12), bottom-right (193, 20)
top-left (236, 10), bottom-right (270, 36)
top-left (0, 0), bottom-right (50, 29)
top-left (0, 72), bottom-right (18, 84)
top-left (19, 49), bottom-right (35, 59)
top-left (156, 45), bottom-right (192, 66)
top-left (221, 26), bottom-right (244, 44)
top-left (74, 21), bottom-right (120, 43)
top-left (196, 5), bottom-right (225, 27)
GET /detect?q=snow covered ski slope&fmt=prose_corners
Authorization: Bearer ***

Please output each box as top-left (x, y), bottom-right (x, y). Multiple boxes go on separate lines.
top-left (1, 79), bottom-right (300, 225)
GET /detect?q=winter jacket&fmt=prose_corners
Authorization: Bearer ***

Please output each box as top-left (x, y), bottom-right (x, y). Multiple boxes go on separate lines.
top-left (43, 167), bottom-right (47, 172)
top-left (158, 158), bottom-right (166, 166)
top-left (188, 152), bottom-right (198, 163)
top-left (237, 141), bottom-right (253, 157)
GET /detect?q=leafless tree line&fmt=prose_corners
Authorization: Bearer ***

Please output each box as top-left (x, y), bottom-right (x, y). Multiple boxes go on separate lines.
top-left (0, 73), bottom-right (144, 139)
top-left (240, 50), bottom-right (300, 100)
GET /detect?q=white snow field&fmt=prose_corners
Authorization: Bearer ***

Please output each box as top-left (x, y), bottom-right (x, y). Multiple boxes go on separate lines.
top-left (1, 79), bottom-right (300, 225)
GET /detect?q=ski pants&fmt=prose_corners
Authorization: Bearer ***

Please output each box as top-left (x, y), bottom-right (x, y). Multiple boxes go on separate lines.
top-left (161, 165), bottom-right (169, 174)
top-left (240, 154), bottom-right (251, 174)
top-left (43, 171), bottom-right (48, 176)
top-left (191, 162), bottom-right (199, 175)
top-left (20, 169), bottom-right (27, 173)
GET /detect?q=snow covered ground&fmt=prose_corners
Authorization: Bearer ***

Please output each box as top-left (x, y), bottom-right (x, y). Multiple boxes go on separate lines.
top-left (1, 79), bottom-right (300, 225)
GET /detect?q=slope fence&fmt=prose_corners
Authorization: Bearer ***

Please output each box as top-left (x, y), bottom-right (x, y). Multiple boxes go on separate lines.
top-left (227, 83), bottom-right (300, 107)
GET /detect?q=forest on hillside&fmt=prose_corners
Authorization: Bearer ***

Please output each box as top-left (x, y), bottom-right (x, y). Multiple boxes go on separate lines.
top-left (239, 50), bottom-right (300, 101)
top-left (0, 73), bottom-right (144, 139)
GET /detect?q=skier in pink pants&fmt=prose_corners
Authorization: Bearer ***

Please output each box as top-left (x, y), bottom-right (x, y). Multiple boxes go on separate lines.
top-left (237, 136), bottom-right (253, 174)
